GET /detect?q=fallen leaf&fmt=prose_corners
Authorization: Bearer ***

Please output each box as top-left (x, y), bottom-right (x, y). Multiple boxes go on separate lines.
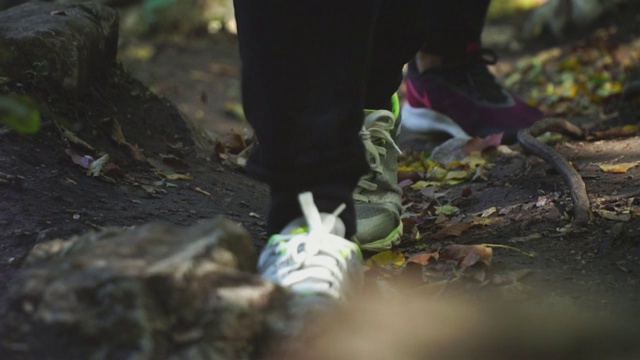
top-left (444, 170), bottom-right (469, 181)
top-left (161, 154), bottom-right (189, 169)
top-left (87, 154), bottom-right (109, 177)
top-left (595, 209), bottom-right (631, 222)
top-left (111, 119), bottom-right (146, 161)
top-left (478, 206), bottom-right (497, 218)
top-left (366, 250), bottom-right (405, 267)
top-left (439, 244), bottom-right (493, 269)
top-left (462, 133), bottom-right (503, 154)
top-left (435, 204), bottom-right (459, 216)
top-left (460, 152), bottom-right (486, 169)
top-left (222, 131), bottom-right (246, 154)
top-left (432, 222), bottom-right (471, 239)
top-left (103, 162), bottom-right (124, 178)
top-left (411, 180), bottom-right (440, 189)
top-left (65, 148), bottom-right (93, 169)
top-left (598, 161), bottom-right (640, 174)
top-left (407, 251), bottom-right (439, 265)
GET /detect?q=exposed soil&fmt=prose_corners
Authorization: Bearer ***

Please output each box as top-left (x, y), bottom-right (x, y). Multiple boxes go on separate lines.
top-left (2, 7), bottom-right (640, 358)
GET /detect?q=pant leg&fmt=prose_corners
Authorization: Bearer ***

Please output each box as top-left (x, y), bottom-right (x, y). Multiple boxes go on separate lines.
top-left (234, 0), bottom-right (378, 236)
top-left (365, 0), bottom-right (429, 109)
top-left (421, 0), bottom-right (491, 57)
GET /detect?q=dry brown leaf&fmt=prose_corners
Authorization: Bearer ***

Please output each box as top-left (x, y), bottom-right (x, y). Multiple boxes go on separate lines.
top-left (431, 222), bottom-right (471, 240)
top-left (222, 131), bottom-right (246, 154)
top-left (407, 251), bottom-right (440, 266)
top-left (439, 244), bottom-right (493, 269)
top-left (462, 133), bottom-right (503, 154)
top-left (111, 119), bottom-right (146, 161)
top-left (161, 154), bottom-right (189, 170)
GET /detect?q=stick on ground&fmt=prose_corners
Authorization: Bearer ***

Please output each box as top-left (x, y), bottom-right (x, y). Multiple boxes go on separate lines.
top-left (517, 118), bottom-right (591, 226)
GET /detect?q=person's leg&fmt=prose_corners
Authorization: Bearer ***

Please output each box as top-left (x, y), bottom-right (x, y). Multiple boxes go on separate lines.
top-left (402, 0), bottom-right (543, 144)
top-left (354, 0), bottom-right (428, 251)
top-left (235, 0), bottom-right (376, 239)
top-left (234, 0), bottom-right (380, 300)
top-left (419, 0), bottom-right (490, 60)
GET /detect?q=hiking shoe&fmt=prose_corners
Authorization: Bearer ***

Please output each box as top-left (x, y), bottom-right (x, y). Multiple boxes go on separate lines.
top-left (258, 192), bottom-right (364, 301)
top-left (353, 97), bottom-right (403, 252)
top-left (402, 47), bottom-right (542, 144)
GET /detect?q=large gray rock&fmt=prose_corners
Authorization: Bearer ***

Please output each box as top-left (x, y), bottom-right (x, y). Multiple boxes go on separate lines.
top-left (0, 2), bottom-right (119, 92)
top-left (3, 218), bottom-right (294, 359)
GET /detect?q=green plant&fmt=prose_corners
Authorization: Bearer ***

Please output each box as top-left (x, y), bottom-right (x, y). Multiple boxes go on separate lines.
top-left (24, 60), bottom-right (49, 86)
top-left (0, 95), bottom-right (41, 134)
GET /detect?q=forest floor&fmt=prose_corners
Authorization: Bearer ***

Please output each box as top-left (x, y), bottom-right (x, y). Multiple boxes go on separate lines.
top-left (2, 4), bottom-right (640, 357)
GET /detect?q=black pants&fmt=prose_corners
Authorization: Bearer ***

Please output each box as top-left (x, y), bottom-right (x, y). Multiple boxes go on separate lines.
top-left (234, 0), bottom-right (490, 237)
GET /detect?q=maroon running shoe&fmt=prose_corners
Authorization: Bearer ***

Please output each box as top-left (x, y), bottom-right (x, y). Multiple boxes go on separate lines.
top-left (402, 47), bottom-right (542, 144)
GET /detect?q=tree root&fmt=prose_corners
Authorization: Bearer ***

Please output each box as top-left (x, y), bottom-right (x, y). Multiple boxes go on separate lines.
top-left (517, 118), bottom-right (591, 226)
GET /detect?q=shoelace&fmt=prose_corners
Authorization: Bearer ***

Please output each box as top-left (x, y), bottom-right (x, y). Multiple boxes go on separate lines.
top-left (354, 110), bottom-right (402, 202)
top-left (259, 193), bottom-right (357, 299)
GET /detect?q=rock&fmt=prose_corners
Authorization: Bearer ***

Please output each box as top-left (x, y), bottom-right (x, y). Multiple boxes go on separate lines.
top-left (0, 2), bottom-right (119, 92)
top-left (3, 218), bottom-right (294, 359)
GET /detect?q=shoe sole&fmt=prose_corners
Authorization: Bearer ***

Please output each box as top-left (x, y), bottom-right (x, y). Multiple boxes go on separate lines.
top-left (354, 223), bottom-right (402, 252)
top-left (401, 104), bottom-right (471, 140)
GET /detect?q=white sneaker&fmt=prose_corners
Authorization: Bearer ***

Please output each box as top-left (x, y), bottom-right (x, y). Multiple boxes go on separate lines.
top-left (258, 192), bottom-right (364, 301)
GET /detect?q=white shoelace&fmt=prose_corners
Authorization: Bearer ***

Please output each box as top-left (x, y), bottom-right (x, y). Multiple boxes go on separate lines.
top-left (259, 193), bottom-right (359, 299)
top-left (354, 110), bottom-right (402, 202)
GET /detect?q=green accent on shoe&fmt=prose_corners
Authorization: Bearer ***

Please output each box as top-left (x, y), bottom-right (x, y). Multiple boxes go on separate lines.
top-left (354, 223), bottom-right (402, 252)
top-left (391, 92), bottom-right (400, 119)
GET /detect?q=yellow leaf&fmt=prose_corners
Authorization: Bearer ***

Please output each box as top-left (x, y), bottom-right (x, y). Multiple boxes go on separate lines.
top-left (479, 206), bottom-right (498, 218)
top-left (595, 209), bottom-right (631, 222)
top-left (426, 166), bottom-right (447, 181)
top-left (445, 170), bottom-right (470, 181)
top-left (366, 250), bottom-right (405, 267)
top-left (445, 178), bottom-right (467, 186)
top-left (599, 162), bottom-right (640, 174)
top-left (460, 152), bottom-right (486, 168)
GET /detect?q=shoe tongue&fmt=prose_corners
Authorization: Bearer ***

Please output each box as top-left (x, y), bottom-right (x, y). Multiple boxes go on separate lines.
top-left (325, 214), bottom-right (346, 237)
top-left (280, 213), bottom-right (346, 238)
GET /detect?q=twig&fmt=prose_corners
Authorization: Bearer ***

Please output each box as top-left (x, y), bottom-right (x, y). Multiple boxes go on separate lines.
top-left (480, 243), bottom-right (536, 258)
top-left (517, 118), bottom-right (591, 226)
